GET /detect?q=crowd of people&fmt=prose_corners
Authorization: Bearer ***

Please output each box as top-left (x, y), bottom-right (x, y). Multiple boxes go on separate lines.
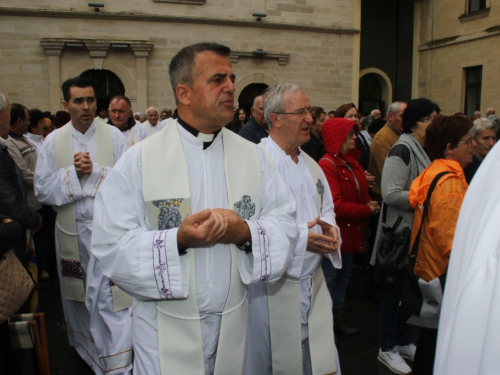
top-left (0, 41), bottom-right (499, 375)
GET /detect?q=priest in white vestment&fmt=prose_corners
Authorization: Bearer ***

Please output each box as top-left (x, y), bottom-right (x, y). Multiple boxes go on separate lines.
top-left (91, 43), bottom-right (298, 375)
top-left (244, 84), bottom-right (341, 375)
top-left (34, 76), bottom-right (130, 374)
top-left (106, 95), bottom-right (147, 147)
top-left (141, 106), bottom-right (167, 137)
top-left (434, 142), bottom-right (500, 374)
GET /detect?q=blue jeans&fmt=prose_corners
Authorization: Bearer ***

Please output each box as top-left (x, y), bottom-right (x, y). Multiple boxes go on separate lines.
top-left (379, 289), bottom-right (413, 351)
top-left (321, 253), bottom-right (353, 310)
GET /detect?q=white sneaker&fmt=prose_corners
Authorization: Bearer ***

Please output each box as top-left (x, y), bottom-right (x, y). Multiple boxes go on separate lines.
top-left (397, 343), bottom-right (417, 361)
top-left (378, 348), bottom-right (412, 374)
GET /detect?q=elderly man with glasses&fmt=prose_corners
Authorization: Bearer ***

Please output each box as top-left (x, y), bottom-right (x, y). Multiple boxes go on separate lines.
top-left (244, 83), bottom-right (341, 375)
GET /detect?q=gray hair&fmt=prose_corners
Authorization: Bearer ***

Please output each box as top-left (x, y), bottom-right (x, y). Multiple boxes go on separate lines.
top-left (472, 118), bottom-right (499, 138)
top-left (263, 84), bottom-right (304, 128)
top-left (386, 101), bottom-right (405, 118)
top-left (146, 106), bottom-right (158, 116)
top-left (168, 42), bottom-right (231, 104)
top-left (0, 92), bottom-right (7, 113)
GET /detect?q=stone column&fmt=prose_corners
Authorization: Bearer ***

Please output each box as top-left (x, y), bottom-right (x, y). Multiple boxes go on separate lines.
top-left (40, 40), bottom-right (65, 113)
top-left (130, 43), bottom-right (153, 112)
top-left (351, 0), bottom-right (362, 105)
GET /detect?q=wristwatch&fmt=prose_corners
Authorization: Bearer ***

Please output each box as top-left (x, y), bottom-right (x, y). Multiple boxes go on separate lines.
top-left (237, 237), bottom-right (252, 253)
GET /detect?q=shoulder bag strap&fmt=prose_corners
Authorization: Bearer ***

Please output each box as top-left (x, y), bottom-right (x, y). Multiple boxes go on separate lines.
top-left (320, 156), bottom-right (337, 171)
top-left (409, 171), bottom-right (455, 258)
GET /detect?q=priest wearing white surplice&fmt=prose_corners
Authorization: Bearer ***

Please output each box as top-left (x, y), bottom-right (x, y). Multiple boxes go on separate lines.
top-left (434, 142), bottom-right (500, 374)
top-left (34, 76), bottom-right (130, 374)
top-left (141, 106), bottom-right (167, 137)
top-left (91, 42), bottom-right (298, 375)
top-left (244, 84), bottom-right (342, 375)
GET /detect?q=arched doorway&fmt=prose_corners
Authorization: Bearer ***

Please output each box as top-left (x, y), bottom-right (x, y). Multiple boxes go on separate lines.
top-left (80, 69), bottom-right (125, 113)
top-left (359, 74), bottom-right (383, 116)
top-left (358, 68), bottom-right (392, 117)
top-left (238, 83), bottom-right (269, 115)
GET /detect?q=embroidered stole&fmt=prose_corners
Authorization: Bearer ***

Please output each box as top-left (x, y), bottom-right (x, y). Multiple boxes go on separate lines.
top-left (124, 124), bottom-right (141, 147)
top-left (54, 122), bottom-right (113, 302)
top-left (260, 144), bottom-right (337, 375)
top-left (141, 121), bottom-right (261, 375)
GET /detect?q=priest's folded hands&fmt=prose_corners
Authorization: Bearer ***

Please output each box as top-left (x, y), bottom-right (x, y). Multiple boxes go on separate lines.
top-left (73, 151), bottom-right (93, 177)
top-left (306, 217), bottom-right (339, 254)
top-left (176, 208), bottom-right (251, 250)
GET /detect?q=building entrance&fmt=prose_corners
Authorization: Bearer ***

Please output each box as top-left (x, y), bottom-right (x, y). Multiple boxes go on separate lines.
top-left (80, 69), bottom-right (125, 115)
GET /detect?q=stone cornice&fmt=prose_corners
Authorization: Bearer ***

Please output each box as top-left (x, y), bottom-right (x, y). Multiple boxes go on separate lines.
top-left (459, 7), bottom-right (490, 23)
top-left (230, 51), bottom-right (290, 66)
top-left (40, 38), bottom-right (153, 51)
top-left (419, 28), bottom-right (500, 51)
top-left (0, 7), bottom-right (359, 35)
top-left (40, 38), bottom-right (154, 68)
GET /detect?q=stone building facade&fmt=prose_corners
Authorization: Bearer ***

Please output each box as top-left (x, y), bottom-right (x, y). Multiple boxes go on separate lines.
top-left (4, 1), bottom-right (495, 117)
top-left (0, 0), bottom-right (361, 114)
top-left (415, 0), bottom-right (500, 116)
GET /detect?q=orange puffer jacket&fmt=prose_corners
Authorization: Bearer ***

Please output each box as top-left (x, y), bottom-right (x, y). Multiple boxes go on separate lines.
top-left (408, 159), bottom-right (468, 281)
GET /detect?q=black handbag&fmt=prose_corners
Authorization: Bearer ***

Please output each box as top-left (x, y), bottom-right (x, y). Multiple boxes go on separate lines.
top-left (401, 171), bottom-right (454, 319)
top-left (374, 204), bottom-right (412, 289)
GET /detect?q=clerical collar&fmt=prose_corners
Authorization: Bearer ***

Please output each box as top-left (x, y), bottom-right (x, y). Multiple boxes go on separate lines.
top-left (107, 116), bottom-right (136, 132)
top-left (177, 117), bottom-right (221, 149)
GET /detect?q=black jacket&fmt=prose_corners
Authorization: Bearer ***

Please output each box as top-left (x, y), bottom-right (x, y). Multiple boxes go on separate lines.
top-left (301, 132), bottom-right (326, 163)
top-left (0, 215), bottom-right (22, 256)
top-left (238, 117), bottom-right (268, 144)
top-left (357, 131), bottom-right (370, 170)
top-left (0, 143), bottom-right (39, 230)
top-left (0, 142), bottom-right (40, 264)
top-left (463, 153), bottom-right (482, 184)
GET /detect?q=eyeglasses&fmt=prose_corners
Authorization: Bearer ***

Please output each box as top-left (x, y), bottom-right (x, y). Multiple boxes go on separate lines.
top-left (273, 107), bottom-right (313, 116)
top-left (419, 115), bottom-right (438, 123)
top-left (345, 114), bottom-right (359, 120)
top-left (347, 129), bottom-right (356, 138)
top-left (458, 137), bottom-right (474, 146)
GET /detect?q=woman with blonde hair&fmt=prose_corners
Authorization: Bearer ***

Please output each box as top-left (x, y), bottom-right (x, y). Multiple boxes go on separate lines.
top-left (319, 117), bottom-right (380, 335)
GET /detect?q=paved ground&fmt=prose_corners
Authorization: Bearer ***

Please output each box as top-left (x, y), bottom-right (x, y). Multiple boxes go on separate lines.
top-left (22, 262), bottom-right (417, 374)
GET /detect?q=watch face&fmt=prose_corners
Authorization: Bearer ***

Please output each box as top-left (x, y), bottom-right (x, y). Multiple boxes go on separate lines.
top-left (237, 238), bottom-right (252, 252)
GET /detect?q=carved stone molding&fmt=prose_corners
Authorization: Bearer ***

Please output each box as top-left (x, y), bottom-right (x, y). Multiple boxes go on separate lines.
top-left (6, 8), bottom-right (359, 36)
top-left (130, 43), bottom-right (154, 58)
top-left (459, 7), bottom-right (490, 23)
top-left (230, 50), bottom-right (290, 66)
top-left (153, 0), bottom-right (205, 4)
top-left (40, 38), bottom-right (154, 66)
top-left (39, 40), bottom-right (65, 56)
top-left (86, 43), bottom-right (110, 70)
top-left (38, 38), bottom-right (154, 113)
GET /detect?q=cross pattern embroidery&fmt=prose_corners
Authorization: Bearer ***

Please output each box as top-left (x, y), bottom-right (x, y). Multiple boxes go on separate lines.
top-left (152, 199), bottom-right (184, 230)
top-left (234, 195), bottom-right (255, 220)
top-left (316, 179), bottom-right (324, 213)
top-left (61, 259), bottom-right (83, 279)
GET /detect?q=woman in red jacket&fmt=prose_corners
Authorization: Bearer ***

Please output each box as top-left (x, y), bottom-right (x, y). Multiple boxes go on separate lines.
top-left (319, 117), bottom-right (380, 334)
